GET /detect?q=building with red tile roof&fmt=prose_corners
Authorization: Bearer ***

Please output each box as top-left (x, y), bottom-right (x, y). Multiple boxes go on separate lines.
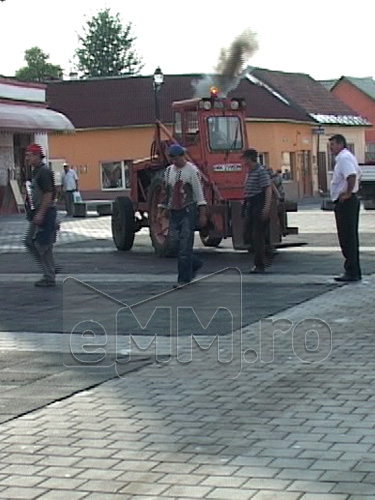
top-left (321, 76), bottom-right (375, 162)
top-left (46, 70), bottom-right (369, 198)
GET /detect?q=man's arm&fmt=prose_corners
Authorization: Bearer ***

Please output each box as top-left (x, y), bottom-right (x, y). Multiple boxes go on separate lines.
top-left (338, 155), bottom-right (357, 202)
top-left (339, 174), bottom-right (356, 202)
top-left (33, 169), bottom-right (55, 225)
top-left (33, 191), bottom-right (53, 225)
top-left (191, 167), bottom-right (206, 205)
top-left (157, 168), bottom-right (170, 220)
top-left (262, 185), bottom-right (272, 220)
top-left (74, 170), bottom-right (79, 191)
top-left (191, 167), bottom-right (208, 227)
top-left (258, 168), bottom-right (272, 220)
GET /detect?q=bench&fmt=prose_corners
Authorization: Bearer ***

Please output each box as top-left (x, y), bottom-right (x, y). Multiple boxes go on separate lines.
top-left (73, 200), bottom-right (113, 217)
top-left (321, 198), bottom-right (335, 211)
top-left (363, 199), bottom-right (375, 210)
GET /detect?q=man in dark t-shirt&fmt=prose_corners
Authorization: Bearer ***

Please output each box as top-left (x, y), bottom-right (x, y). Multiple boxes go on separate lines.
top-left (24, 143), bottom-right (57, 287)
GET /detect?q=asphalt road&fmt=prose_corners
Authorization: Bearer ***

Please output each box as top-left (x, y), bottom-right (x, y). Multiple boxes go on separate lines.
top-left (0, 204), bottom-right (374, 422)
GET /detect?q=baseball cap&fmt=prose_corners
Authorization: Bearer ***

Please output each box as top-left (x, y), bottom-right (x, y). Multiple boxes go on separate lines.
top-left (169, 144), bottom-right (186, 157)
top-left (242, 148), bottom-right (258, 160)
top-left (26, 143), bottom-right (45, 157)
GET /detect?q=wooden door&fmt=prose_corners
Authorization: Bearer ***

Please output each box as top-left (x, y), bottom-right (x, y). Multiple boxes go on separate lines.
top-left (318, 152), bottom-right (327, 194)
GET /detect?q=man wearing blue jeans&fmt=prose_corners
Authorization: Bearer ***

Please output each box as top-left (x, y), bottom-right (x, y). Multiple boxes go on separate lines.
top-left (157, 144), bottom-right (207, 287)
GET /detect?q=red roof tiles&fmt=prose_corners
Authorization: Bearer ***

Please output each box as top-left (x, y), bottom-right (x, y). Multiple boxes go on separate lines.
top-left (249, 67), bottom-right (359, 116)
top-left (46, 74), bottom-right (314, 129)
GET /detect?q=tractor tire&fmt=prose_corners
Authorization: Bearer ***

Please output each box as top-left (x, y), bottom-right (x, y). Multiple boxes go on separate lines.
top-left (111, 196), bottom-right (135, 251)
top-left (148, 175), bottom-right (176, 257)
top-left (199, 233), bottom-right (222, 247)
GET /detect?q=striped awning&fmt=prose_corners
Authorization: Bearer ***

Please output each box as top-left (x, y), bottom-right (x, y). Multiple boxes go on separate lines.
top-left (310, 113), bottom-right (371, 126)
top-left (0, 102), bottom-right (74, 132)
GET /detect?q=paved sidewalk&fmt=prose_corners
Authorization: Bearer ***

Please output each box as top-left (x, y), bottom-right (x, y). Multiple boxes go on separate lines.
top-left (0, 205), bottom-right (374, 499)
top-left (0, 275), bottom-right (373, 499)
top-left (0, 213), bottom-right (115, 253)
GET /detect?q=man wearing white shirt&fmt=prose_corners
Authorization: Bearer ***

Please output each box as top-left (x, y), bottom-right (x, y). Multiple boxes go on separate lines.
top-left (329, 134), bottom-right (362, 282)
top-left (61, 163), bottom-right (78, 217)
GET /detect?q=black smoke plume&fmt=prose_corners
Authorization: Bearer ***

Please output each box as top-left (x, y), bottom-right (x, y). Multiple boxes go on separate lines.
top-left (193, 29), bottom-right (258, 98)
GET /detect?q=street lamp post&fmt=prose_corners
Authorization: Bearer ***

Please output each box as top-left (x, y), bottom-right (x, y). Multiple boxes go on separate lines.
top-left (313, 125), bottom-right (325, 193)
top-left (153, 67), bottom-right (164, 121)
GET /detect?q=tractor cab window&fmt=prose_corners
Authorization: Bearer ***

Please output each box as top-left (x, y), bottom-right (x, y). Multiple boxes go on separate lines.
top-left (185, 111), bottom-right (199, 145)
top-left (208, 116), bottom-right (243, 151)
top-left (174, 112), bottom-right (182, 142)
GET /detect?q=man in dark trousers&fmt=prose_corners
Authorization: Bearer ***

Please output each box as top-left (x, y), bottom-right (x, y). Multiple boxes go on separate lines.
top-left (329, 134), bottom-right (362, 282)
top-left (24, 143), bottom-right (58, 287)
top-left (61, 163), bottom-right (78, 217)
top-left (243, 149), bottom-right (272, 273)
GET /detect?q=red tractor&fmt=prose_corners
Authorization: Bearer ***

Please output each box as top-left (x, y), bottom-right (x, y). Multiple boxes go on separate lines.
top-left (111, 90), bottom-right (297, 255)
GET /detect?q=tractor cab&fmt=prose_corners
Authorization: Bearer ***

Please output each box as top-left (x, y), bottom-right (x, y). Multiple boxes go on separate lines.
top-left (171, 87), bottom-right (248, 202)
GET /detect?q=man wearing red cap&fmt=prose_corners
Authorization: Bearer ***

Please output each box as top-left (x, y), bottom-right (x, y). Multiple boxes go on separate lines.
top-left (24, 143), bottom-right (58, 287)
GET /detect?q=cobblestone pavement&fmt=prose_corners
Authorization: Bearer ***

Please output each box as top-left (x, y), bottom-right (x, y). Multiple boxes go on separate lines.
top-left (0, 205), bottom-right (374, 499)
top-left (0, 212), bottom-right (115, 253)
top-left (0, 206), bottom-right (374, 254)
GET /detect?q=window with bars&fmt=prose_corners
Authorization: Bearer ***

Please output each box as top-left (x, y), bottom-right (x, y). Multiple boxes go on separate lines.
top-left (258, 152), bottom-right (269, 167)
top-left (174, 112), bottom-right (182, 142)
top-left (186, 111), bottom-right (199, 133)
top-left (281, 151), bottom-right (293, 179)
top-left (365, 142), bottom-right (375, 162)
top-left (185, 111), bottom-right (199, 145)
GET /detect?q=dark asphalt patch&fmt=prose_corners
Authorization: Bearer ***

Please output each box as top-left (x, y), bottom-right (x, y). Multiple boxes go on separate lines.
top-left (0, 352), bottom-right (152, 424)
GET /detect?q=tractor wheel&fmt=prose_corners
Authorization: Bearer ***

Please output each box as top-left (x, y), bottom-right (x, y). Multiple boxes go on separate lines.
top-left (199, 233), bottom-right (222, 247)
top-left (111, 196), bottom-right (135, 251)
top-left (148, 176), bottom-right (176, 257)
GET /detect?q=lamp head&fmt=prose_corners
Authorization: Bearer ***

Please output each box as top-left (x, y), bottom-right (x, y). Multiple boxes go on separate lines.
top-left (153, 67), bottom-right (164, 87)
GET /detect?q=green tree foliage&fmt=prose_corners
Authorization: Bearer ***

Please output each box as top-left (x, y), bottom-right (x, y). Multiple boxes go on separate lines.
top-left (15, 47), bottom-right (63, 82)
top-left (75, 8), bottom-right (143, 78)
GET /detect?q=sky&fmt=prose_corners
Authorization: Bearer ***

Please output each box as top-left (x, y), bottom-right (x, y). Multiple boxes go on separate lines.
top-left (0, 0), bottom-right (374, 81)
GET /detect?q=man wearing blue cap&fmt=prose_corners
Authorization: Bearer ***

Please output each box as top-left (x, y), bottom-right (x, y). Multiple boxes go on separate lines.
top-left (158, 144), bottom-right (207, 287)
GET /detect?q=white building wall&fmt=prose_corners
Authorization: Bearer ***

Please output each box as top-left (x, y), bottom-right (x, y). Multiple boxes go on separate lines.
top-left (0, 82), bottom-right (45, 103)
top-left (0, 133), bottom-right (13, 187)
top-left (34, 133), bottom-right (49, 159)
